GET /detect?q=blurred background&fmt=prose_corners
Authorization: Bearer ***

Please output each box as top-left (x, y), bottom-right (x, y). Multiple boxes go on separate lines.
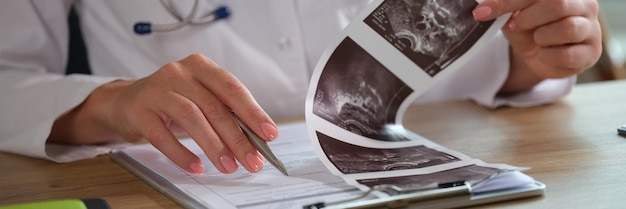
top-left (578, 0), bottom-right (626, 83)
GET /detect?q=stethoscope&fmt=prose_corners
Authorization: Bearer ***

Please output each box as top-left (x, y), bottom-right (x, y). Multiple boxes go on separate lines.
top-left (134, 0), bottom-right (230, 35)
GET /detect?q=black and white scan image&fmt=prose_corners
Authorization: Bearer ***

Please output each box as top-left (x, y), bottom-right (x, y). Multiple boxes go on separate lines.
top-left (364, 0), bottom-right (494, 76)
top-left (356, 164), bottom-right (503, 194)
top-left (313, 37), bottom-right (413, 141)
top-left (317, 131), bottom-right (460, 174)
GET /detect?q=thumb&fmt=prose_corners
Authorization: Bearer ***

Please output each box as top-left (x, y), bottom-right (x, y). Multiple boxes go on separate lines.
top-left (473, 0), bottom-right (536, 21)
top-left (502, 19), bottom-right (536, 53)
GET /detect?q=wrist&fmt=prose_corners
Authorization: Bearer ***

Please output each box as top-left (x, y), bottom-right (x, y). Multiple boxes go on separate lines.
top-left (498, 47), bottom-right (545, 95)
top-left (49, 79), bottom-right (134, 144)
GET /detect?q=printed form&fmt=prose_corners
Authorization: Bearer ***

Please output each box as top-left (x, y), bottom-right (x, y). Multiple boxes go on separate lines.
top-left (111, 0), bottom-right (536, 208)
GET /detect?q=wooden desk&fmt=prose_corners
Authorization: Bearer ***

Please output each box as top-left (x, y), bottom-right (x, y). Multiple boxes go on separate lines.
top-left (1, 80), bottom-right (626, 209)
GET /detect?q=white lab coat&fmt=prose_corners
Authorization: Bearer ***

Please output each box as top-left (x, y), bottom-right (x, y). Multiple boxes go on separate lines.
top-left (0, 0), bottom-right (575, 162)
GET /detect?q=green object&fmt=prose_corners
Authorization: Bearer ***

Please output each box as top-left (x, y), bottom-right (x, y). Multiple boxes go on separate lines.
top-left (0, 199), bottom-right (110, 209)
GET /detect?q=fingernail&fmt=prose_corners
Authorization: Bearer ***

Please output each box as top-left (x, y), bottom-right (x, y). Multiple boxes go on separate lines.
top-left (508, 20), bottom-right (517, 31)
top-left (189, 161), bottom-right (205, 174)
top-left (220, 155), bottom-right (238, 173)
top-left (473, 6), bottom-right (492, 20)
top-left (261, 122), bottom-right (279, 141)
top-left (246, 152), bottom-right (264, 172)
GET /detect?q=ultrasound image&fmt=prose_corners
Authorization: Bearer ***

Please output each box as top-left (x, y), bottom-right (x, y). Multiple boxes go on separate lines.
top-left (313, 37), bottom-right (413, 141)
top-left (357, 164), bottom-right (503, 194)
top-left (317, 131), bottom-right (460, 174)
top-left (364, 0), bottom-right (494, 76)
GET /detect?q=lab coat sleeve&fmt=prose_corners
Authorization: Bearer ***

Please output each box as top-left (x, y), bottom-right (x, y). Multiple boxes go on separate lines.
top-left (417, 32), bottom-right (575, 108)
top-left (0, 1), bottom-right (124, 162)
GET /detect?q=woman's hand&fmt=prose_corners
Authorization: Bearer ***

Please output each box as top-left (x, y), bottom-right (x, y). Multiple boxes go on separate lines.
top-left (50, 54), bottom-right (279, 174)
top-left (473, 0), bottom-right (603, 94)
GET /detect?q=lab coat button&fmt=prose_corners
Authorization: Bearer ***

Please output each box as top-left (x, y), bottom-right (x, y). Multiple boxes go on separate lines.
top-left (278, 37), bottom-right (291, 50)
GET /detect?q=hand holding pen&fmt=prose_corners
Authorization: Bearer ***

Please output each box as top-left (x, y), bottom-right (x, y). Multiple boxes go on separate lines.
top-left (50, 54), bottom-right (281, 174)
top-left (231, 111), bottom-right (289, 176)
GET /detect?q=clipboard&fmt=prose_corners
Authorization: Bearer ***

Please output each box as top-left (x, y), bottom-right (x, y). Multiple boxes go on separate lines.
top-left (311, 181), bottom-right (545, 209)
top-left (110, 121), bottom-right (546, 209)
top-left (110, 149), bottom-right (209, 209)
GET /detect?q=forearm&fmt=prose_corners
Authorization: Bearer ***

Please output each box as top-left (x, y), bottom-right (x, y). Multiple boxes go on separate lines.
top-left (0, 71), bottom-right (120, 160)
top-left (48, 80), bottom-right (133, 145)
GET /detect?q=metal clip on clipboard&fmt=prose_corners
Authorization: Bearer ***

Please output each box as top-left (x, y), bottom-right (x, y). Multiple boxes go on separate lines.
top-left (303, 181), bottom-right (471, 209)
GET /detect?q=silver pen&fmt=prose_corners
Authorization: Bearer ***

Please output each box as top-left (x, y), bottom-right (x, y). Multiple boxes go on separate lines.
top-left (231, 111), bottom-right (289, 176)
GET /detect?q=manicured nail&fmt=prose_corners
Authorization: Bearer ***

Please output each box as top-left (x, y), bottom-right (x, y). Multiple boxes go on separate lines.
top-left (261, 122), bottom-right (279, 141)
top-left (508, 20), bottom-right (517, 31)
top-left (473, 6), bottom-right (492, 20)
top-left (246, 152), bottom-right (264, 172)
top-left (220, 155), bottom-right (238, 173)
top-left (189, 161), bottom-right (205, 174)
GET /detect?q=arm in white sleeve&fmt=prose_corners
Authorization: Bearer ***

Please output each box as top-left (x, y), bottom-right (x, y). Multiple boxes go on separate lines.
top-left (0, 1), bottom-right (122, 162)
top-left (417, 31), bottom-right (576, 108)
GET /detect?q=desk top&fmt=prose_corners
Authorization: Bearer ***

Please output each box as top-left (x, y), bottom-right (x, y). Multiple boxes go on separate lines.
top-left (2, 80), bottom-right (626, 209)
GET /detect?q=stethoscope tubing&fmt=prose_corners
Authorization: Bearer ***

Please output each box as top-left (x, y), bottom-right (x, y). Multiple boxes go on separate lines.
top-left (134, 0), bottom-right (230, 35)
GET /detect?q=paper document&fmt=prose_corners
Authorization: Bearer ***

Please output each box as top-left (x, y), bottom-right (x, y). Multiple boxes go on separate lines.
top-left (304, 0), bottom-right (521, 197)
top-left (113, 122), bottom-right (535, 209)
top-left (115, 122), bottom-right (369, 209)
top-left (111, 0), bottom-right (541, 208)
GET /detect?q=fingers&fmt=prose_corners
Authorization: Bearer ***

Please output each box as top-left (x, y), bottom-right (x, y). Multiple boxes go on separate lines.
top-left (141, 111), bottom-right (205, 174)
top-left (534, 15), bottom-right (601, 72)
top-left (111, 53), bottom-right (278, 175)
top-left (533, 16), bottom-right (592, 47)
top-left (473, 0), bottom-right (597, 24)
top-left (475, 0), bottom-right (602, 79)
top-left (473, 0), bottom-right (537, 21)
top-left (508, 0), bottom-right (596, 31)
top-left (536, 44), bottom-right (599, 77)
top-left (505, 15), bottom-right (596, 50)
top-left (179, 54), bottom-right (279, 142)
top-left (155, 54), bottom-right (275, 174)
top-left (157, 70), bottom-right (265, 173)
